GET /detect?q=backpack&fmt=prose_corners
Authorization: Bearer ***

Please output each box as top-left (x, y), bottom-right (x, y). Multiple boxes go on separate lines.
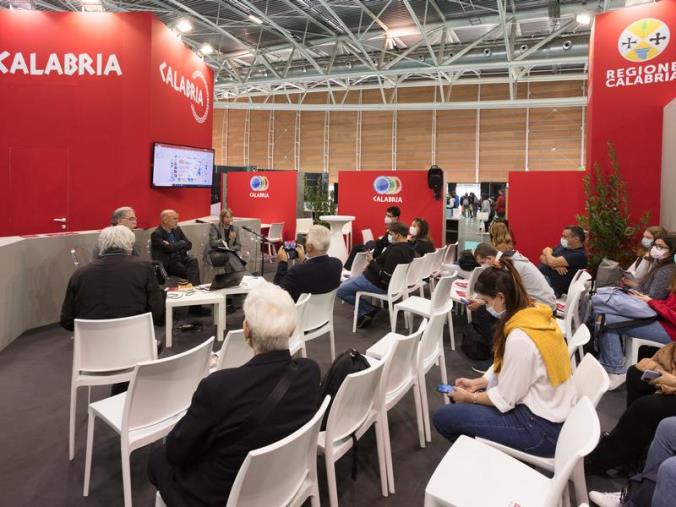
top-left (461, 322), bottom-right (493, 361)
top-left (458, 250), bottom-right (480, 271)
top-left (319, 348), bottom-right (370, 431)
top-left (595, 257), bottom-right (623, 289)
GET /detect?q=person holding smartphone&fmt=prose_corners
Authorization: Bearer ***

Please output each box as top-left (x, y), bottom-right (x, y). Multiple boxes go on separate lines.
top-left (432, 259), bottom-right (577, 457)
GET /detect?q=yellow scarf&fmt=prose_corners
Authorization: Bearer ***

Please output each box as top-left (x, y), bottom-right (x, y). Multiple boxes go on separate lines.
top-left (494, 305), bottom-right (571, 387)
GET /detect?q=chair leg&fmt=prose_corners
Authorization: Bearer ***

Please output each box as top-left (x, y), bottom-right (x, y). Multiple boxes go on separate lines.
top-left (352, 294), bottom-right (361, 333)
top-left (83, 410), bottom-right (96, 496)
top-left (412, 381), bottom-right (425, 449)
top-left (329, 324), bottom-right (336, 362)
top-left (121, 442), bottom-right (133, 507)
top-left (447, 313), bottom-right (456, 351)
top-left (325, 452), bottom-right (339, 507)
top-left (381, 410), bottom-right (395, 494)
top-left (571, 460), bottom-right (589, 505)
top-left (309, 483), bottom-right (321, 507)
top-left (69, 384), bottom-right (77, 461)
top-left (374, 417), bottom-right (390, 497)
top-left (388, 300), bottom-right (396, 332)
top-left (419, 373), bottom-right (432, 442)
top-left (439, 350), bottom-right (449, 405)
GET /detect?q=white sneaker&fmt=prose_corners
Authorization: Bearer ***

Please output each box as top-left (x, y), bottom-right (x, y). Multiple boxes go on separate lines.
top-left (608, 373), bottom-right (627, 391)
top-left (589, 490), bottom-right (623, 507)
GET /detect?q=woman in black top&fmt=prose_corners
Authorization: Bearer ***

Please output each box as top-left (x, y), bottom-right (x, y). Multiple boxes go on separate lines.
top-left (409, 217), bottom-right (435, 256)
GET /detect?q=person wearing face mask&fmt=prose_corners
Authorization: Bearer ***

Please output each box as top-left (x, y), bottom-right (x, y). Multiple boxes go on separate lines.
top-left (627, 237), bottom-right (676, 301)
top-left (538, 225), bottom-right (588, 298)
top-left (337, 222), bottom-right (415, 329)
top-left (625, 226), bottom-right (668, 285)
top-left (408, 217), bottom-right (435, 256)
top-left (342, 206), bottom-right (401, 270)
top-left (432, 259), bottom-right (577, 456)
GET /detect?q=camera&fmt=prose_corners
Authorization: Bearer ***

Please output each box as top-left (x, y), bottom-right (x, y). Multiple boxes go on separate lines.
top-left (283, 240), bottom-right (298, 260)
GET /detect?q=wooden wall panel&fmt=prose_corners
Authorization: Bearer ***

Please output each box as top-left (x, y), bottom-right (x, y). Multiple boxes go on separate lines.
top-left (226, 110), bottom-right (246, 166)
top-left (361, 90), bottom-right (393, 170)
top-left (436, 85), bottom-right (477, 182)
top-left (212, 109), bottom-right (226, 165)
top-left (528, 107), bottom-right (584, 171)
top-left (273, 110), bottom-right (295, 171)
top-left (329, 112), bottom-right (357, 182)
top-left (249, 110), bottom-right (270, 169)
top-left (300, 111), bottom-right (324, 172)
top-left (397, 87), bottom-right (433, 170)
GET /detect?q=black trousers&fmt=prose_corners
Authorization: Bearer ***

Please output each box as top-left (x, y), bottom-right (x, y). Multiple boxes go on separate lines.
top-left (166, 256), bottom-right (201, 286)
top-left (148, 445), bottom-right (189, 507)
top-left (588, 365), bottom-right (676, 470)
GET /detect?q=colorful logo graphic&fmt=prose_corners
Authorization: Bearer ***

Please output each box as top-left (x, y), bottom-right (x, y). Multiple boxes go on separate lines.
top-left (618, 18), bottom-right (670, 63)
top-left (250, 175), bottom-right (269, 192)
top-left (373, 176), bottom-right (402, 195)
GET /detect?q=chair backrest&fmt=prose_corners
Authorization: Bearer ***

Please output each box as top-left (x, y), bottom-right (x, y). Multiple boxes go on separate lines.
top-left (227, 396), bottom-right (331, 507)
top-left (300, 289), bottom-right (337, 332)
top-left (567, 324), bottom-right (590, 359)
top-left (361, 228), bottom-right (374, 243)
top-left (477, 211), bottom-right (489, 221)
top-left (431, 246), bottom-right (447, 273)
top-left (547, 397), bottom-right (600, 506)
top-left (350, 251), bottom-right (369, 278)
top-left (406, 256), bottom-right (427, 288)
top-left (430, 276), bottom-right (455, 314)
top-left (572, 354), bottom-right (609, 407)
top-left (442, 242), bottom-right (458, 264)
top-left (418, 313), bottom-right (446, 372)
top-left (288, 293), bottom-right (311, 354)
top-left (388, 263), bottom-right (410, 298)
top-left (73, 313), bottom-right (157, 373)
top-left (342, 221), bottom-right (352, 234)
top-left (563, 281), bottom-right (587, 338)
top-left (296, 218), bottom-right (313, 236)
top-left (324, 358), bottom-right (385, 442)
top-left (124, 337), bottom-right (214, 433)
top-left (420, 251), bottom-right (436, 279)
top-left (215, 330), bottom-right (254, 371)
top-left (569, 269), bottom-right (591, 289)
top-left (381, 321), bottom-right (427, 403)
top-left (267, 222), bottom-right (284, 240)
top-left (467, 265), bottom-right (488, 298)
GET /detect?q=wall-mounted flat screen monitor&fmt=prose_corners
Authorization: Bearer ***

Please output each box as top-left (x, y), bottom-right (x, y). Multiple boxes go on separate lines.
top-left (152, 142), bottom-right (214, 188)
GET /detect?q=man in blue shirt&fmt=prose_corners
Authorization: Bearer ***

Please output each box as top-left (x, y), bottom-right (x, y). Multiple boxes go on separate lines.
top-left (538, 225), bottom-right (588, 297)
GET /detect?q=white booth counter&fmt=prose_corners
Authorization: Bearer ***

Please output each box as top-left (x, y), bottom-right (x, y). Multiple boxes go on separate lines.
top-left (0, 217), bottom-right (262, 352)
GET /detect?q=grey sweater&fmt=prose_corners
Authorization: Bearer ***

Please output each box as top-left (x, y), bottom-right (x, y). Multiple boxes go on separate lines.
top-left (510, 251), bottom-right (557, 310)
top-left (639, 263), bottom-right (675, 300)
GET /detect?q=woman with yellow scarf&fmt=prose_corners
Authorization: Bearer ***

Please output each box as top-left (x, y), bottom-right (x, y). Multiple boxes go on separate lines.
top-left (433, 259), bottom-right (577, 457)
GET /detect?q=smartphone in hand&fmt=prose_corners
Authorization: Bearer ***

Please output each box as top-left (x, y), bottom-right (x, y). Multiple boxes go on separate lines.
top-left (436, 383), bottom-right (456, 394)
top-left (641, 370), bottom-right (662, 382)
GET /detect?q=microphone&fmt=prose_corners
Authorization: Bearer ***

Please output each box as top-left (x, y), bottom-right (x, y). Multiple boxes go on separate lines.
top-left (195, 219), bottom-right (208, 224)
top-left (241, 225), bottom-right (254, 233)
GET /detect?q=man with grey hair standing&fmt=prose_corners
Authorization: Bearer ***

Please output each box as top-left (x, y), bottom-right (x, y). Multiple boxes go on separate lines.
top-left (148, 282), bottom-right (320, 506)
top-left (60, 225), bottom-right (164, 331)
top-left (273, 224), bottom-right (343, 301)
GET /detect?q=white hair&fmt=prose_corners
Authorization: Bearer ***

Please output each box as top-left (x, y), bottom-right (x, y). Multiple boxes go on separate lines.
top-left (243, 281), bottom-right (297, 353)
top-left (97, 225), bottom-right (136, 253)
top-left (306, 224), bottom-right (331, 254)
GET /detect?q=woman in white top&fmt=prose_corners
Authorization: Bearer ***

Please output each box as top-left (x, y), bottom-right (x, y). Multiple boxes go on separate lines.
top-left (433, 260), bottom-right (577, 457)
top-left (625, 225), bottom-right (667, 285)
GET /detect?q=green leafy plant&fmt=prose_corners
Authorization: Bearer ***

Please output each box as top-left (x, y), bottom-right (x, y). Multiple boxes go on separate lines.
top-left (576, 142), bottom-right (649, 269)
top-left (304, 178), bottom-right (336, 227)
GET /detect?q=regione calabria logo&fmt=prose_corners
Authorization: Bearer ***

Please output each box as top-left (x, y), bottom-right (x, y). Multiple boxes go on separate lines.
top-left (249, 176), bottom-right (270, 198)
top-left (373, 176), bottom-right (403, 203)
top-left (618, 18), bottom-right (670, 62)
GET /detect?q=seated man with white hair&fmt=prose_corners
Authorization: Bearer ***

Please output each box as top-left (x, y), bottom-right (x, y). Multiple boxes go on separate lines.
top-left (148, 282), bottom-right (321, 506)
top-left (60, 225), bottom-right (164, 330)
top-left (273, 224), bottom-right (343, 301)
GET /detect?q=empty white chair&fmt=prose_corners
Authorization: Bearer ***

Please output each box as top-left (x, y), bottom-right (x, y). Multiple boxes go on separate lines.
top-left (403, 256), bottom-right (427, 299)
top-left (428, 246), bottom-right (448, 291)
top-left (318, 358), bottom-right (388, 507)
top-left (361, 228), bottom-right (374, 244)
top-left (556, 270), bottom-right (592, 315)
top-left (225, 396), bottom-right (330, 507)
top-left (342, 251), bottom-right (369, 280)
top-left (393, 275), bottom-right (456, 349)
top-left (425, 397), bottom-right (600, 507)
top-left (440, 242), bottom-right (458, 273)
top-left (299, 289), bottom-right (337, 360)
top-left (289, 293), bottom-right (310, 358)
top-left (83, 337), bottom-right (214, 507)
top-left (418, 251), bottom-right (437, 295)
top-left (264, 222), bottom-right (284, 261)
top-left (477, 358), bottom-right (609, 505)
top-left (295, 217), bottom-right (313, 237)
top-left (567, 324), bottom-right (591, 370)
top-left (69, 313), bottom-right (157, 461)
top-left (557, 281), bottom-right (587, 340)
top-left (342, 220), bottom-right (353, 251)
top-left (214, 330), bottom-right (254, 371)
top-left (352, 263), bottom-right (409, 333)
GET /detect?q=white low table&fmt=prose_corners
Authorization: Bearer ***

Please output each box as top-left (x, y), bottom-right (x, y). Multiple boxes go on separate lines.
top-left (211, 275), bottom-right (267, 324)
top-left (165, 290), bottom-right (224, 348)
top-left (319, 215), bottom-right (355, 264)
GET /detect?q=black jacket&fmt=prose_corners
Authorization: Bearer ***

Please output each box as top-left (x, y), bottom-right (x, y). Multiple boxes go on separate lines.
top-left (273, 254), bottom-right (343, 301)
top-left (411, 238), bottom-right (435, 257)
top-left (151, 226), bottom-right (194, 267)
top-left (364, 241), bottom-right (415, 290)
top-left (166, 350), bottom-right (321, 506)
top-left (60, 253), bottom-right (165, 331)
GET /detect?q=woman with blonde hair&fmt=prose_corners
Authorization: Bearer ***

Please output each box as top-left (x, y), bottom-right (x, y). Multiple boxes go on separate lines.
top-left (489, 220), bottom-right (514, 253)
top-left (208, 208), bottom-right (245, 273)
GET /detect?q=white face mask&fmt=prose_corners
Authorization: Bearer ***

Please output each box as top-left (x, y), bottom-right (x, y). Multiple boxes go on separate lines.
top-left (641, 237), bottom-right (653, 249)
top-left (409, 226), bottom-right (418, 236)
top-left (560, 238), bottom-right (569, 249)
top-left (388, 234), bottom-right (395, 244)
top-left (651, 246), bottom-right (669, 260)
top-left (486, 305), bottom-right (505, 319)
top-left (384, 216), bottom-right (393, 225)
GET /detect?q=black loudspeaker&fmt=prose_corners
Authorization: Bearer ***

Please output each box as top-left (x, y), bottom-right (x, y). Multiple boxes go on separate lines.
top-left (427, 165), bottom-right (443, 200)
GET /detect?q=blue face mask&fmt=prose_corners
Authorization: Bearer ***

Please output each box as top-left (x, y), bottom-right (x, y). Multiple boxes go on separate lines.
top-left (641, 237), bottom-right (653, 249)
top-left (486, 305), bottom-right (506, 319)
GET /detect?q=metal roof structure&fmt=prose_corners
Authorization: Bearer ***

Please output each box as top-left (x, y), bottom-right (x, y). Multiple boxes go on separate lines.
top-left (3, 0), bottom-right (649, 110)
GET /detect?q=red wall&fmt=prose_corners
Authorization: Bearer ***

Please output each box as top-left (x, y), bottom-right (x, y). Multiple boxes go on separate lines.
top-left (225, 171), bottom-right (298, 241)
top-left (508, 171), bottom-right (586, 263)
top-left (0, 11), bottom-right (212, 236)
top-left (338, 171), bottom-right (444, 247)
top-left (587, 0), bottom-right (676, 224)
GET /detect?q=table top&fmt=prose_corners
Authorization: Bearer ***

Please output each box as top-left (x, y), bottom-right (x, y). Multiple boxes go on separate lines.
top-left (319, 215), bottom-right (356, 222)
top-left (166, 289), bottom-right (224, 307)
top-left (210, 275), bottom-right (267, 295)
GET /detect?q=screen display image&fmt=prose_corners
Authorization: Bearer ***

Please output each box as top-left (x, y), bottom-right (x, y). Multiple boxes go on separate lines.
top-left (152, 143), bottom-right (214, 188)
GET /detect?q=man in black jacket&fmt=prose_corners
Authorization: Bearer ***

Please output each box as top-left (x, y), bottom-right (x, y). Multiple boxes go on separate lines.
top-left (337, 222), bottom-right (415, 328)
top-left (150, 209), bottom-right (202, 286)
top-left (148, 282), bottom-right (321, 506)
top-left (273, 224), bottom-right (342, 301)
top-left (344, 205), bottom-right (401, 270)
top-left (60, 225), bottom-right (164, 330)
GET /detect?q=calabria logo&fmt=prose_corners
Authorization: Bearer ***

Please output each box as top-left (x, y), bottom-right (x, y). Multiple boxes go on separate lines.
top-left (250, 176), bottom-right (269, 191)
top-left (159, 62), bottom-right (210, 125)
top-left (618, 18), bottom-right (670, 63)
top-left (373, 176), bottom-right (403, 203)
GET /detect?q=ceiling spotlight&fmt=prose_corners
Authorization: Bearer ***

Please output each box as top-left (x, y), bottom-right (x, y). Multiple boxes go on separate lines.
top-left (346, 61), bottom-right (353, 69)
top-left (483, 48), bottom-right (492, 57)
top-left (576, 13), bottom-right (592, 25)
top-left (176, 18), bottom-right (193, 33)
top-left (562, 40), bottom-right (573, 50)
top-left (248, 14), bottom-right (263, 24)
top-left (418, 55), bottom-right (425, 62)
top-left (520, 44), bottom-right (528, 52)
top-left (81, 0), bottom-right (103, 12)
top-left (199, 43), bottom-right (214, 56)
top-left (302, 66), bottom-right (307, 73)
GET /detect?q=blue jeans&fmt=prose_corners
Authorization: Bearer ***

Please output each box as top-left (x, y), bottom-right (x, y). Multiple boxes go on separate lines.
top-left (432, 403), bottom-right (563, 457)
top-left (337, 274), bottom-right (385, 318)
top-left (645, 418), bottom-right (676, 507)
top-left (597, 319), bottom-right (671, 374)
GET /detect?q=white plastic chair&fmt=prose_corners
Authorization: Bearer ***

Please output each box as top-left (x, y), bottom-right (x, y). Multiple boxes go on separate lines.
top-left (476, 211), bottom-right (489, 222)
top-left (440, 242), bottom-right (458, 273)
top-left (299, 289), bottom-right (337, 360)
top-left (361, 228), bottom-right (374, 244)
top-left (342, 251), bottom-right (369, 280)
top-left (556, 270), bottom-right (592, 314)
top-left (295, 218), bottom-right (313, 237)
top-left (403, 256), bottom-right (428, 299)
top-left (352, 263), bottom-right (409, 333)
top-left (393, 275), bottom-right (457, 349)
top-left (318, 358), bottom-right (388, 507)
top-left (567, 324), bottom-right (591, 370)
top-left (289, 293), bottom-right (310, 358)
top-left (428, 246), bottom-right (448, 291)
top-left (265, 222), bottom-right (284, 261)
top-left (69, 313), bottom-right (157, 461)
top-left (557, 281), bottom-right (587, 340)
top-left (425, 397), bottom-right (600, 507)
top-left (477, 360), bottom-right (608, 506)
top-left (214, 329), bottom-right (254, 371)
top-left (342, 221), bottom-right (353, 251)
top-left (225, 396), bottom-right (330, 507)
top-left (83, 337), bottom-right (214, 507)
top-left (625, 337), bottom-right (666, 367)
